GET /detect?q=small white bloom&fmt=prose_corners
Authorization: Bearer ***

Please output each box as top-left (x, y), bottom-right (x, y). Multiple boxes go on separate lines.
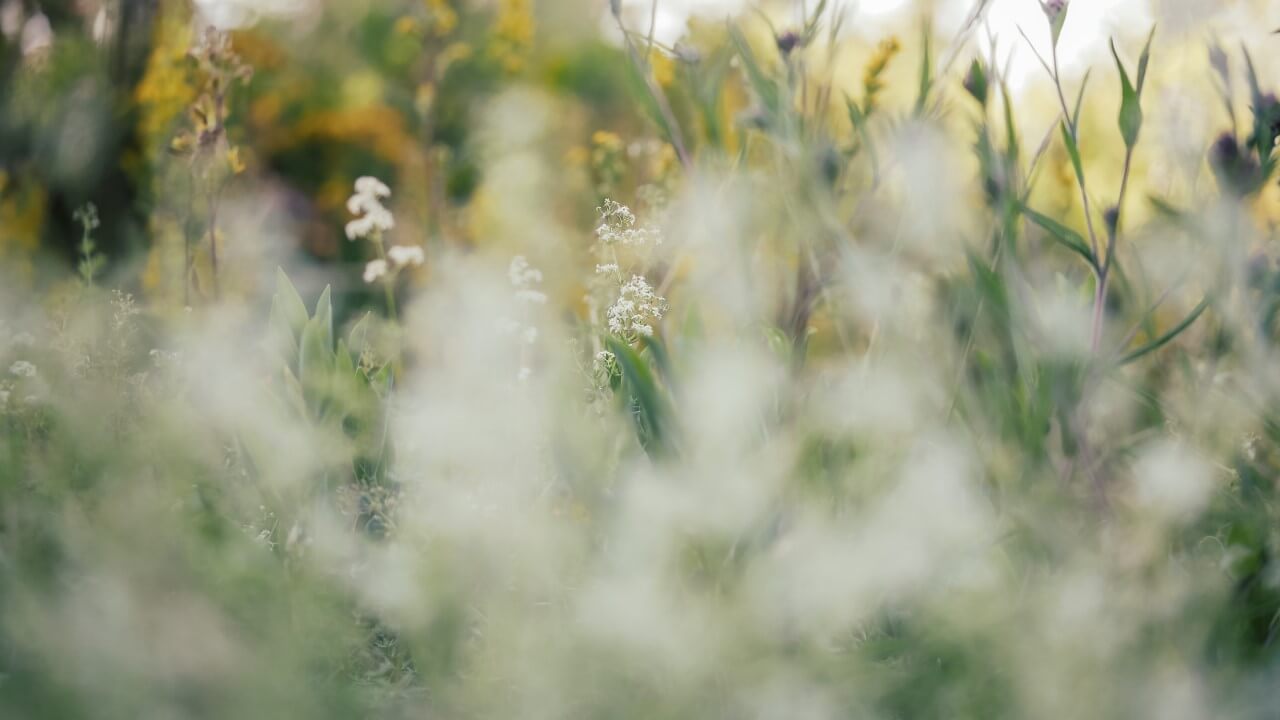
top-left (20, 11), bottom-right (51, 57)
top-left (595, 263), bottom-right (619, 275)
top-left (387, 244), bottom-right (425, 268)
top-left (595, 199), bottom-right (661, 247)
top-left (607, 275), bottom-right (667, 337)
top-left (9, 360), bottom-right (36, 378)
top-left (1, 1), bottom-right (22, 40)
top-left (345, 176), bottom-right (395, 241)
top-left (354, 176), bottom-right (391, 198)
top-left (514, 289), bottom-right (547, 305)
top-left (363, 259), bottom-right (389, 284)
top-left (509, 255), bottom-right (543, 287)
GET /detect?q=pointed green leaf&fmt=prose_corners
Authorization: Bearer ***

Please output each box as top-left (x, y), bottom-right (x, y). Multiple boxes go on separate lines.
top-left (1110, 39), bottom-right (1143, 149)
top-left (347, 312), bottom-right (372, 353)
top-left (915, 22), bottom-right (933, 114)
top-left (273, 268), bottom-right (309, 339)
top-left (1019, 202), bottom-right (1097, 269)
top-left (728, 24), bottom-right (779, 116)
top-left (1120, 297), bottom-right (1210, 365)
top-left (298, 318), bottom-right (334, 416)
top-left (268, 295), bottom-right (300, 371)
top-left (1135, 25), bottom-right (1156, 91)
top-left (1071, 68), bottom-right (1091, 132)
top-left (606, 337), bottom-right (672, 458)
top-left (313, 285), bottom-right (333, 352)
top-left (1060, 121), bottom-right (1085, 188)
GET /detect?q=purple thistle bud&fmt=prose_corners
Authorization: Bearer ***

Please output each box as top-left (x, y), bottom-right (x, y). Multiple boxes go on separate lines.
top-left (1103, 206), bottom-right (1120, 236)
top-left (776, 30), bottom-right (801, 56)
top-left (1210, 131), bottom-right (1262, 196)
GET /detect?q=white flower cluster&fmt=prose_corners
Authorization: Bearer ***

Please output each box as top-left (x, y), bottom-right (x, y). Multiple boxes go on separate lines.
top-left (363, 244), bottom-right (425, 284)
top-left (509, 255), bottom-right (547, 306)
top-left (9, 360), bottom-right (36, 378)
top-left (607, 275), bottom-right (667, 337)
top-left (595, 199), bottom-right (661, 247)
top-left (345, 176), bottom-right (395, 241)
top-left (500, 256), bottom-right (547, 382)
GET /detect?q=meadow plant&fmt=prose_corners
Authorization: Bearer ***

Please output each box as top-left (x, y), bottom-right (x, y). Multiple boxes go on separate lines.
top-left (7, 0), bottom-right (1280, 718)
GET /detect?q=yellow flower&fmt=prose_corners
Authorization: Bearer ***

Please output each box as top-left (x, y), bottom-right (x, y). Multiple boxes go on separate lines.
top-left (862, 36), bottom-right (900, 114)
top-left (651, 52), bottom-right (676, 87)
top-left (227, 146), bottom-right (247, 175)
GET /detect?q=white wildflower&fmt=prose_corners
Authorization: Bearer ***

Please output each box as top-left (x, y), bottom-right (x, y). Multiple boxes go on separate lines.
top-left (509, 255), bottom-right (543, 287)
top-left (363, 259), bottom-right (389, 284)
top-left (607, 275), bottom-right (667, 337)
top-left (345, 176), bottom-right (395, 241)
top-left (510, 256), bottom-right (547, 304)
top-left (20, 11), bottom-right (51, 58)
top-left (595, 199), bottom-right (661, 247)
top-left (1, 1), bottom-right (22, 40)
top-left (595, 263), bottom-right (619, 275)
top-left (386, 244), bottom-right (425, 269)
top-left (9, 360), bottom-right (36, 378)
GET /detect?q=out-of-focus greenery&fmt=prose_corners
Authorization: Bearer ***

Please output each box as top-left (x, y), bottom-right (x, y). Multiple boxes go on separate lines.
top-left (6, 0), bottom-right (1280, 718)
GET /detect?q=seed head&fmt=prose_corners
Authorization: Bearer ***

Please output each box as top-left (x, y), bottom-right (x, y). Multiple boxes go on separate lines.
top-left (776, 30), bottom-right (801, 56)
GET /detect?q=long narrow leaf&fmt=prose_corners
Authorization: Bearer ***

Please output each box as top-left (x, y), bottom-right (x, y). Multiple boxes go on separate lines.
top-left (1019, 202), bottom-right (1097, 269)
top-left (1120, 297), bottom-right (1210, 365)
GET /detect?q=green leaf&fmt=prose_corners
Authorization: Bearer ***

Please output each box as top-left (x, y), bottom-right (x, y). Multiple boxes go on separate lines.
top-left (1120, 297), bottom-right (1210, 365)
top-left (347, 312), bottom-right (372, 354)
top-left (273, 268), bottom-right (309, 340)
top-left (1110, 39), bottom-right (1143, 149)
top-left (313, 285), bottom-right (333, 352)
top-left (336, 339), bottom-right (356, 378)
top-left (606, 337), bottom-right (672, 458)
top-left (268, 295), bottom-right (300, 372)
top-left (298, 318), bottom-right (335, 417)
top-left (728, 24), bottom-right (779, 117)
top-left (915, 21), bottom-right (933, 115)
top-left (1019, 202), bottom-right (1097, 269)
top-left (1071, 68), bottom-right (1092, 132)
top-left (964, 59), bottom-right (988, 105)
top-left (1060, 121), bottom-right (1085, 188)
top-left (1135, 25), bottom-right (1156, 92)
top-left (280, 364), bottom-right (308, 419)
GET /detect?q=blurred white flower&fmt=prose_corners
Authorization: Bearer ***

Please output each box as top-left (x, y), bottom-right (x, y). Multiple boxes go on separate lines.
top-left (345, 176), bottom-right (394, 241)
top-left (596, 199), bottom-right (661, 247)
top-left (1132, 440), bottom-right (1215, 521)
top-left (91, 7), bottom-right (114, 44)
top-left (1, 1), bottom-right (21, 40)
top-left (20, 11), bottom-right (51, 57)
top-left (509, 256), bottom-right (547, 305)
top-left (363, 259), bottom-right (389, 284)
top-left (386, 244), bottom-right (424, 269)
top-left (9, 360), bottom-right (36, 378)
top-left (607, 275), bottom-right (667, 337)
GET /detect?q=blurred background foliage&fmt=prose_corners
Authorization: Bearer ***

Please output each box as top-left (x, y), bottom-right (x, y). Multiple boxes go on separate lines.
top-left (10, 0), bottom-right (1280, 718)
